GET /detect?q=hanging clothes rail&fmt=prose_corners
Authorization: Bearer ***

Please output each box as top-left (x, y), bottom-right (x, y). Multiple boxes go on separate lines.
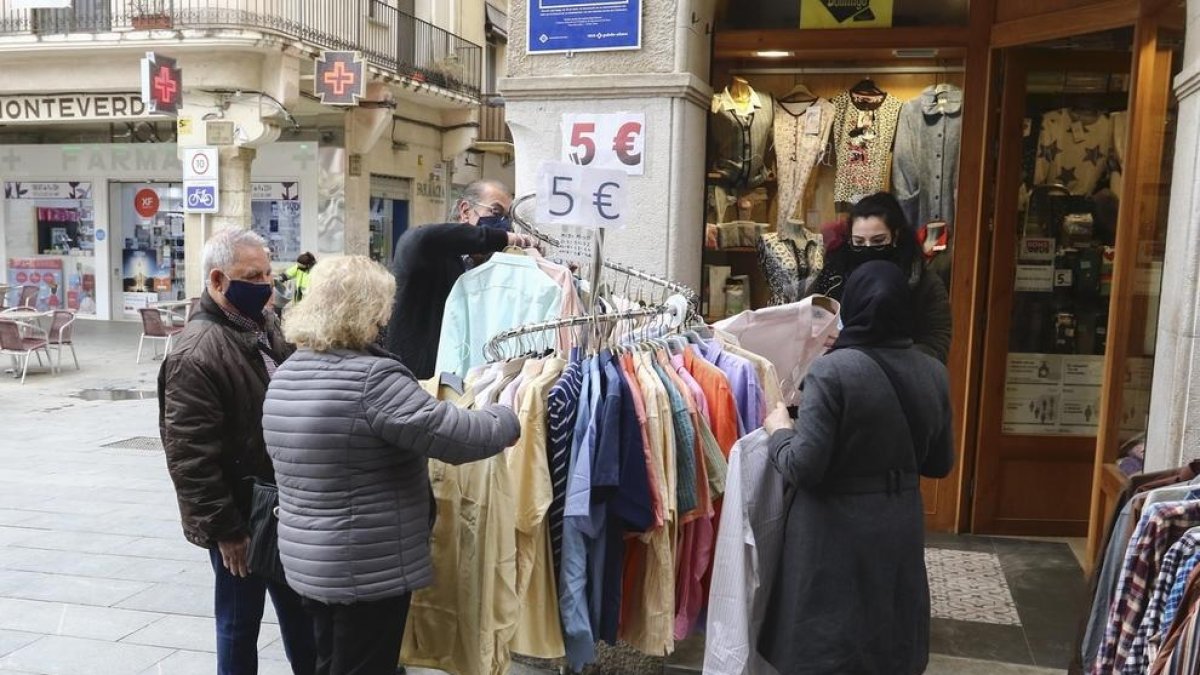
top-left (509, 193), bottom-right (700, 306)
top-left (483, 300), bottom-right (686, 363)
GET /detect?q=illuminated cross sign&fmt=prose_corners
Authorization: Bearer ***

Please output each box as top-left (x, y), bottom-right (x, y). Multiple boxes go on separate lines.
top-left (315, 51), bottom-right (365, 106)
top-left (140, 52), bottom-right (182, 115)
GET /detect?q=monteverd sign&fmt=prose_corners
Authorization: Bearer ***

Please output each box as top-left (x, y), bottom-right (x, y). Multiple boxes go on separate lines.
top-left (0, 93), bottom-right (153, 124)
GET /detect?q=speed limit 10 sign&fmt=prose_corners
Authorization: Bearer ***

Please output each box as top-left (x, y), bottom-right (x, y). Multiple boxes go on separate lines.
top-left (561, 113), bottom-right (645, 176)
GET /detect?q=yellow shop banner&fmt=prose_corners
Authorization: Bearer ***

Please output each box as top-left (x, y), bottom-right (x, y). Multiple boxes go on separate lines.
top-left (800, 0), bottom-right (894, 29)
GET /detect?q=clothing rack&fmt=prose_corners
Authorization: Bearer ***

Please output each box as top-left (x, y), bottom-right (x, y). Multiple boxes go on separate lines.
top-left (509, 193), bottom-right (699, 306)
top-left (483, 300), bottom-right (686, 363)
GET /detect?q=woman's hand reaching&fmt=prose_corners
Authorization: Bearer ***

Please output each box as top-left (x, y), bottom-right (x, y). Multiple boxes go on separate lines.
top-left (764, 402), bottom-right (793, 435)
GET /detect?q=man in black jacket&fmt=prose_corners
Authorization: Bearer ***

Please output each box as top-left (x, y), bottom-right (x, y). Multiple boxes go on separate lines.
top-left (384, 179), bottom-right (535, 379)
top-left (158, 228), bottom-right (315, 674)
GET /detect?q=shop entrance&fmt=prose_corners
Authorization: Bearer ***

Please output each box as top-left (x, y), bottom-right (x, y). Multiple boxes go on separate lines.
top-left (107, 182), bottom-right (185, 321)
top-left (370, 175), bottom-right (412, 264)
top-left (971, 12), bottom-right (1182, 539)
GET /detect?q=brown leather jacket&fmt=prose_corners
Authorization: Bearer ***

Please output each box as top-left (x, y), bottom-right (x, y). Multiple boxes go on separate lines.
top-left (157, 292), bottom-right (293, 548)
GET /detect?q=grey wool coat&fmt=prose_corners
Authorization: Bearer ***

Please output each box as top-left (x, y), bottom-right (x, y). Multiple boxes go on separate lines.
top-left (263, 347), bottom-right (520, 604)
top-left (757, 346), bottom-right (954, 675)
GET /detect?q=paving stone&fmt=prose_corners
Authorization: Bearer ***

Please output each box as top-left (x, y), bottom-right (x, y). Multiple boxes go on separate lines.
top-left (0, 631), bottom-right (39, 658)
top-left (0, 598), bottom-right (163, 641)
top-left (121, 614), bottom-right (281, 653)
top-left (116, 584), bottom-right (213, 618)
top-left (1, 572), bottom-right (151, 608)
top-left (0, 635), bottom-right (172, 675)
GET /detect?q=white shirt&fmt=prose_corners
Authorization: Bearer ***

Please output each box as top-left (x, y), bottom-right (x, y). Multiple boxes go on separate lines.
top-left (713, 296), bottom-right (841, 406)
top-left (704, 429), bottom-right (787, 675)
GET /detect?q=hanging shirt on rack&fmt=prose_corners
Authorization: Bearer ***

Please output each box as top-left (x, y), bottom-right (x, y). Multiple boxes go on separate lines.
top-left (774, 97), bottom-right (836, 230)
top-left (704, 428), bottom-right (788, 675)
top-left (831, 90), bottom-right (904, 206)
top-left (547, 356), bottom-right (585, 583)
top-left (510, 359), bottom-right (568, 659)
top-left (560, 354), bottom-right (603, 671)
top-left (401, 380), bottom-right (519, 675)
top-left (714, 295), bottom-right (842, 408)
top-left (1150, 564), bottom-right (1200, 675)
top-left (1128, 527), bottom-right (1200, 672)
top-left (700, 339), bottom-right (767, 436)
top-left (892, 84), bottom-right (964, 233)
top-left (436, 252), bottom-right (564, 378)
top-left (1094, 500), bottom-right (1200, 674)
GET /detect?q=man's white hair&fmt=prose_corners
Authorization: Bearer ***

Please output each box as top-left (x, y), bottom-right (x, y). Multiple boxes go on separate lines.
top-left (202, 228), bottom-right (268, 285)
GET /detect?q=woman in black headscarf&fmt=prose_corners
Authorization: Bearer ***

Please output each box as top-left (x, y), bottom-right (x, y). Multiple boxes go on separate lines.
top-left (759, 261), bottom-right (955, 675)
top-left (809, 192), bottom-right (952, 363)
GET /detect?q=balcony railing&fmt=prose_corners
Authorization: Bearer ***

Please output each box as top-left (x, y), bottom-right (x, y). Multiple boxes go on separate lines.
top-left (0, 0), bottom-right (481, 98)
top-left (479, 95), bottom-right (511, 144)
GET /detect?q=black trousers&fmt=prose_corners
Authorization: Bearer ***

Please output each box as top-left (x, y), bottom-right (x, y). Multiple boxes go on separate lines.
top-left (301, 593), bottom-right (412, 675)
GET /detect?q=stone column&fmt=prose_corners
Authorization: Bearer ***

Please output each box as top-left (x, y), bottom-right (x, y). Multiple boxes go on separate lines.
top-left (1145, 0), bottom-right (1200, 470)
top-left (500, 0), bottom-right (715, 291)
top-left (183, 146), bottom-right (256, 297)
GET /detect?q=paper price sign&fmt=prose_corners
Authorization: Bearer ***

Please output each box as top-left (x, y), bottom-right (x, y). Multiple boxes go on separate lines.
top-left (536, 161), bottom-right (628, 230)
top-left (561, 113), bottom-right (645, 175)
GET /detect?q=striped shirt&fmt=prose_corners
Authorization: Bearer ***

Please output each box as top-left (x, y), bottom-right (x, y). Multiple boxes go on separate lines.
top-left (546, 359), bottom-right (583, 584)
top-left (1094, 501), bottom-right (1200, 674)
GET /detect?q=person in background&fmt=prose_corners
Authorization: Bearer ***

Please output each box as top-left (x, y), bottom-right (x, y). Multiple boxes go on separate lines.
top-left (760, 260), bottom-right (954, 674)
top-left (809, 192), bottom-right (952, 363)
top-left (384, 179), bottom-right (537, 379)
top-left (158, 228), bottom-right (315, 675)
top-left (264, 255), bottom-right (521, 675)
top-left (281, 252), bottom-right (316, 304)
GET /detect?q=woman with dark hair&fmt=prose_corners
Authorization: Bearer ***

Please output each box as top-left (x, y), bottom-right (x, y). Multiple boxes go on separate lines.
top-left (809, 192), bottom-right (951, 363)
top-left (759, 260), bottom-right (955, 674)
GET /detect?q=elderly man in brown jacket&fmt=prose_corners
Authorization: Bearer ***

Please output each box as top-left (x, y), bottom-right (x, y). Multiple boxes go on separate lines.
top-left (157, 228), bottom-right (315, 675)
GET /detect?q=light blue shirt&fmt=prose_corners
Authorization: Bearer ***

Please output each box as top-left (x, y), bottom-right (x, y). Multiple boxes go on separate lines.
top-left (435, 252), bottom-right (563, 377)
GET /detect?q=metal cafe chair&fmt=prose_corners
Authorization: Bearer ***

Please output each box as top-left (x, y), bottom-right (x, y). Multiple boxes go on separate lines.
top-left (137, 308), bottom-right (185, 364)
top-left (47, 310), bottom-right (79, 371)
top-left (0, 318), bottom-right (52, 384)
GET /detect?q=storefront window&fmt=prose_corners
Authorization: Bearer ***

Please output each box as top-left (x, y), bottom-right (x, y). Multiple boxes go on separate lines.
top-left (111, 182), bottom-right (185, 319)
top-left (701, 60), bottom-right (964, 317)
top-left (251, 182), bottom-right (302, 263)
top-left (3, 181), bottom-right (97, 314)
top-left (369, 176), bottom-right (411, 264)
top-left (716, 0), bottom-right (969, 31)
top-left (1000, 57), bottom-right (1131, 437)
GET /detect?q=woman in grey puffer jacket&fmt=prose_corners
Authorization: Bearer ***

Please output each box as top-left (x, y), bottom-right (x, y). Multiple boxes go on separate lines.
top-left (263, 255), bottom-right (520, 675)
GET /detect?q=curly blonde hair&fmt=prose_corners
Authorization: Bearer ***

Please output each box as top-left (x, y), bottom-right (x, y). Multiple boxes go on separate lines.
top-left (283, 255), bottom-right (395, 351)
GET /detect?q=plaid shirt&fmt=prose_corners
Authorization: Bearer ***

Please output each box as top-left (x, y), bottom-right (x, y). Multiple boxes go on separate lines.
top-left (1126, 528), bottom-right (1200, 672)
top-left (219, 306), bottom-right (278, 377)
top-left (1162, 550), bottom-right (1200, 635)
top-left (1094, 501), bottom-right (1200, 674)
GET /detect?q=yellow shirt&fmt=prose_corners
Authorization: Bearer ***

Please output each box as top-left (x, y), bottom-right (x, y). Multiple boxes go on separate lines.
top-left (509, 358), bottom-right (567, 658)
top-left (402, 380), bottom-right (519, 675)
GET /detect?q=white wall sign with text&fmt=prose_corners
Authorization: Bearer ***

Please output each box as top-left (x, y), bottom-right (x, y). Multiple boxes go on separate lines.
top-left (0, 93), bottom-right (151, 124)
top-left (560, 113), bottom-right (645, 176)
top-left (536, 161), bottom-right (628, 229)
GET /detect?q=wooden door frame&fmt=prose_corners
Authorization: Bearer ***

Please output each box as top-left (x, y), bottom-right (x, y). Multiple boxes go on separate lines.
top-left (1084, 3), bottom-right (1182, 571)
top-left (971, 44), bottom-right (1137, 535)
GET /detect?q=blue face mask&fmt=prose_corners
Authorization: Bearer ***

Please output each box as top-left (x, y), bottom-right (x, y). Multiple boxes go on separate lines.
top-left (223, 278), bottom-right (273, 320)
top-left (477, 214), bottom-right (512, 232)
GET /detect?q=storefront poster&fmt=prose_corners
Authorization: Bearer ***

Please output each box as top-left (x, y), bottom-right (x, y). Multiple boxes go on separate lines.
top-left (800, 0), bottom-right (893, 29)
top-left (6, 257), bottom-right (62, 311)
top-left (1015, 265), bottom-right (1054, 292)
top-left (4, 181), bottom-right (92, 200)
top-left (122, 250), bottom-right (168, 293)
top-left (528, 0), bottom-right (641, 54)
top-left (252, 182), bottom-right (300, 201)
top-left (1003, 353), bottom-right (1104, 436)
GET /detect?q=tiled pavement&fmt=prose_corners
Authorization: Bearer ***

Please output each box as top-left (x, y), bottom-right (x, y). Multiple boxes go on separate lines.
top-left (0, 320), bottom-right (1081, 674)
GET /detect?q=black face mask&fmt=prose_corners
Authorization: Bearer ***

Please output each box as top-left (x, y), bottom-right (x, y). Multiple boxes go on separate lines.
top-left (847, 244), bottom-right (898, 267)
